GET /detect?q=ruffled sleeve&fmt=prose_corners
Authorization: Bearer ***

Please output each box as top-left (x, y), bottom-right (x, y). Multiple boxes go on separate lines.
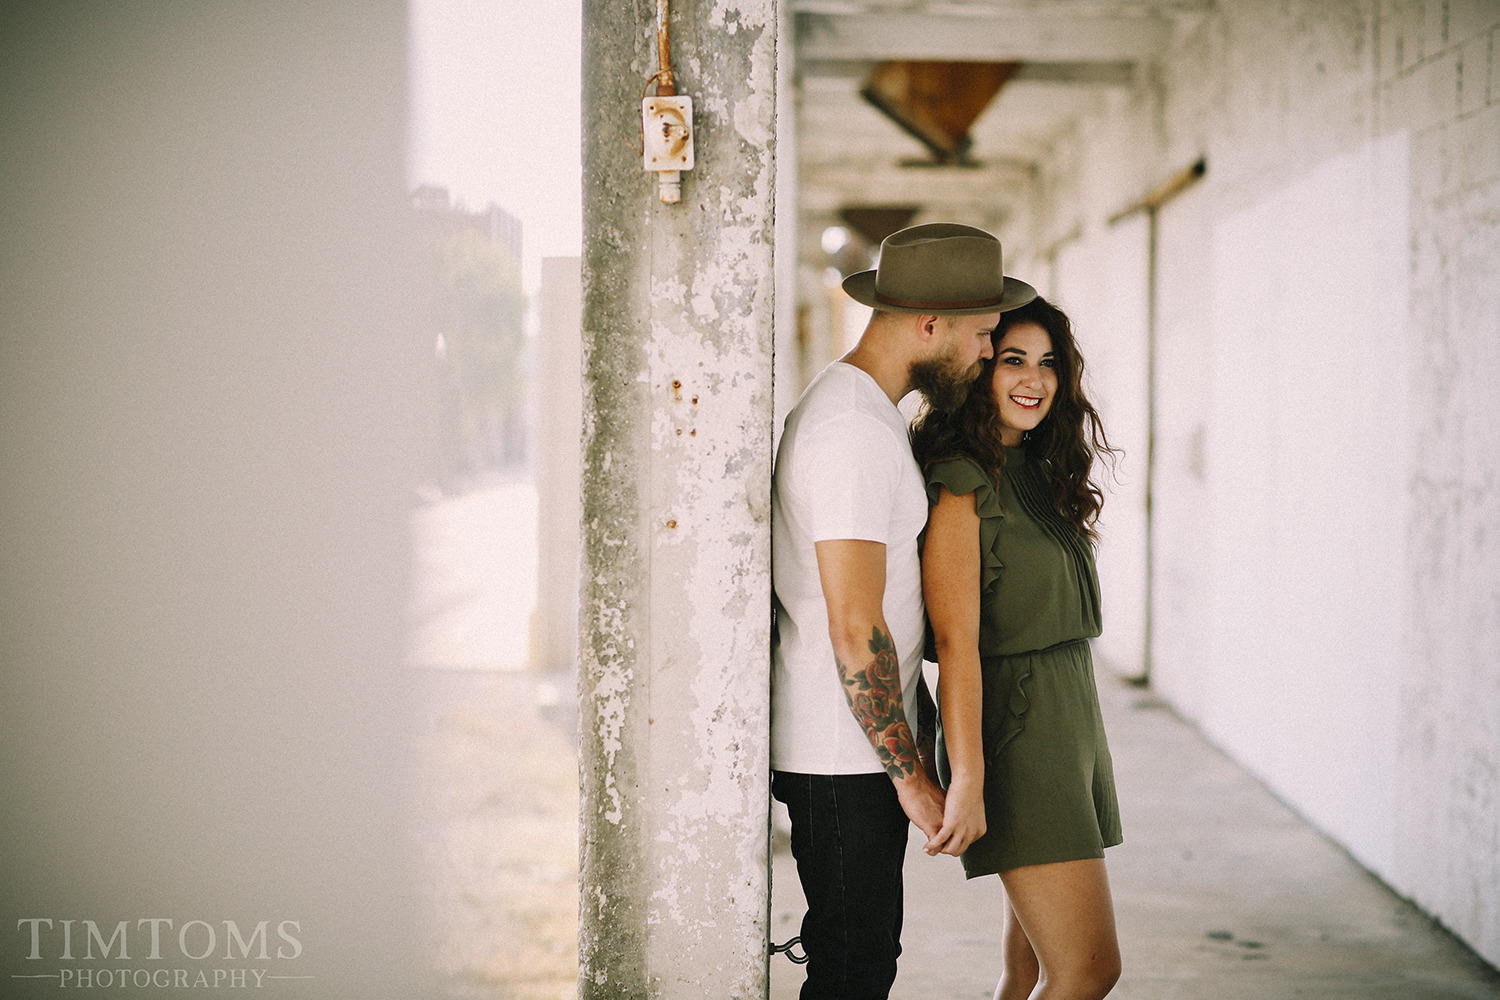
top-left (925, 456), bottom-right (1006, 597)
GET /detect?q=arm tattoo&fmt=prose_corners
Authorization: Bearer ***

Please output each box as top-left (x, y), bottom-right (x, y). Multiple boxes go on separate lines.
top-left (837, 627), bottom-right (918, 780)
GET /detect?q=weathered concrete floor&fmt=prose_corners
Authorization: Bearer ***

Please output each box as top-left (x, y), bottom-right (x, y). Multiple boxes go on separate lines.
top-left (406, 472), bottom-right (578, 999)
top-left (771, 667), bottom-right (1500, 1000)
top-left (409, 667), bottom-right (579, 1000)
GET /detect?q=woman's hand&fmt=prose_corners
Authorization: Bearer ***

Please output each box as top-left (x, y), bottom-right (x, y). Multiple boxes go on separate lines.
top-left (928, 772), bottom-right (986, 857)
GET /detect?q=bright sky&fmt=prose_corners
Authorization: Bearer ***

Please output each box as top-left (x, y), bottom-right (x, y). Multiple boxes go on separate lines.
top-left (408, 0), bottom-right (583, 296)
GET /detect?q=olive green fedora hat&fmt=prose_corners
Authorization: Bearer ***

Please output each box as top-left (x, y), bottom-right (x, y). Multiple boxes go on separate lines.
top-left (842, 223), bottom-right (1037, 315)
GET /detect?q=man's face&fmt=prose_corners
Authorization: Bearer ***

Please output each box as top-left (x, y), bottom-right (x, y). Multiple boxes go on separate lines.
top-left (909, 312), bottom-right (1000, 412)
top-left (945, 312), bottom-right (1002, 371)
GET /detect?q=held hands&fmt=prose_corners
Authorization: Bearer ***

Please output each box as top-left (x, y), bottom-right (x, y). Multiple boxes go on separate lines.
top-left (823, 612), bottom-right (972, 856)
top-left (896, 769), bottom-right (986, 857)
top-left (906, 714), bottom-right (985, 857)
top-left (926, 773), bottom-right (986, 858)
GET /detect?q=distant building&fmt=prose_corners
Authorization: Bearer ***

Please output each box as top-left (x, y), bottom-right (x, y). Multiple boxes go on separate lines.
top-left (411, 184), bottom-right (522, 261)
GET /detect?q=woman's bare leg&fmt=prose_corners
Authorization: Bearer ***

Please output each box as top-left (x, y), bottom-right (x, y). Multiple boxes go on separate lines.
top-left (992, 892), bottom-right (1039, 1000)
top-left (998, 858), bottom-right (1120, 1000)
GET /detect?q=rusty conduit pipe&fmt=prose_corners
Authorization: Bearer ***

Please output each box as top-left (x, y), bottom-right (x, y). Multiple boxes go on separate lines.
top-left (655, 0), bottom-right (676, 96)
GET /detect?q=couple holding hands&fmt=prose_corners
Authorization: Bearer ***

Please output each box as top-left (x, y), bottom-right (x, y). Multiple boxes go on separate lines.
top-left (771, 224), bottom-right (1122, 1000)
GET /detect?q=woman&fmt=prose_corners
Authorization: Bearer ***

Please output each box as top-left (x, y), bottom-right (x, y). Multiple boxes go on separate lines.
top-left (912, 295), bottom-right (1122, 1000)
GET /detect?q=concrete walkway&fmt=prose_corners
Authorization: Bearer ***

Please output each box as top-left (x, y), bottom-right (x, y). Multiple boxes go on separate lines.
top-left (407, 471), bottom-right (538, 671)
top-left (770, 666), bottom-right (1500, 1000)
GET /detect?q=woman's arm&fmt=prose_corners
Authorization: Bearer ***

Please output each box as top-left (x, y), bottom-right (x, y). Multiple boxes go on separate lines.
top-left (922, 485), bottom-right (987, 857)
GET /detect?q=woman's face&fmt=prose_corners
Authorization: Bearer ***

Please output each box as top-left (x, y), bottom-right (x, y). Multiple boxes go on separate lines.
top-left (990, 321), bottom-right (1057, 446)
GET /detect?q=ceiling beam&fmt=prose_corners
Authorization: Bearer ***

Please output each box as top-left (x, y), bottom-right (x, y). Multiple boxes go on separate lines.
top-left (861, 61), bottom-right (1017, 163)
top-left (796, 12), bottom-right (1171, 63)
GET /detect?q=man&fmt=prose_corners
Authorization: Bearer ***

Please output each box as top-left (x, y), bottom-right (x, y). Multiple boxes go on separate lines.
top-left (771, 223), bottom-right (1037, 999)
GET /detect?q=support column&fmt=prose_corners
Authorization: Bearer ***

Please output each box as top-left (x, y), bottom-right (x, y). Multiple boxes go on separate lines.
top-left (579, 3), bottom-right (778, 999)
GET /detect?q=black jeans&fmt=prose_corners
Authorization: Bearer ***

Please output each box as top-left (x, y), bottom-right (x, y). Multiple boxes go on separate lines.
top-left (772, 770), bottom-right (911, 1000)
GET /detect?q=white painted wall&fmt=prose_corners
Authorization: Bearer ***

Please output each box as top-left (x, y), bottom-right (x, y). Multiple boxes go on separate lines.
top-left (1033, 0), bottom-right (1500, 967)
top-left (1201, 133), bottom-right (1410, 875)
top-left (1059, 213), bottom-right (1152, 680)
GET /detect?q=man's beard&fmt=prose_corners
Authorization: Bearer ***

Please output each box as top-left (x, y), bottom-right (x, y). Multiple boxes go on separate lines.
top-left (910, 346), bottom-right (982, 414)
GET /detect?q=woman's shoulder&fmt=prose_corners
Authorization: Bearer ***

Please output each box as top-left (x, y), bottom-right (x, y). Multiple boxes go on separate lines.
top-left (924, 455), bottom-right (1004, 517)
top-left (925, 453), bottom-right (987, 485)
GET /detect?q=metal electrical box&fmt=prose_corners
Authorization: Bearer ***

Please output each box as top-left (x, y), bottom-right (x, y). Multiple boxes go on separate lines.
top-left (643, 96), bottom-right (694, 172)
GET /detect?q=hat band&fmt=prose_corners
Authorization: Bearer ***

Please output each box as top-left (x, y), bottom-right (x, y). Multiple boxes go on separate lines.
top-left (874, 290), bottom-right (1008, 310)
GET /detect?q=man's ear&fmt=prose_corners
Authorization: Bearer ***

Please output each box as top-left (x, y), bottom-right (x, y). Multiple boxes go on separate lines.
top-left (915, 314), bottom-right (943, 343)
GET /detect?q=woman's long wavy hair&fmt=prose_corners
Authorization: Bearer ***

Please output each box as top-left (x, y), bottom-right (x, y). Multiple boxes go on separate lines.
top-left (911, 295), bottom-right (1115, 541)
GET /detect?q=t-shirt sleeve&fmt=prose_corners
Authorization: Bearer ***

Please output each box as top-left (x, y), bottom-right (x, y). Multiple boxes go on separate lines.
top-left (794, 413), bottom-right (905, 544)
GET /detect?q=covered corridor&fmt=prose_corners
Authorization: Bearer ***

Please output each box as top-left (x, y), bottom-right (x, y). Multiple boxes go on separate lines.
top-left (4, 2), bottom-right (1497, 997)
top-left (577, 0), bottom-right (1500, 992)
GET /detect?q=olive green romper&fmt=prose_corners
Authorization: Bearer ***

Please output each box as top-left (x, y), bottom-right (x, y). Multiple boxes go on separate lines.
top-left (926, 448), bottom-right (1122, 878)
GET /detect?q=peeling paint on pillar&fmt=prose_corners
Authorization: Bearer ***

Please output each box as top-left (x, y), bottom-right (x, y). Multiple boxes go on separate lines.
top-left (580, 2), bottom-right (777, 998)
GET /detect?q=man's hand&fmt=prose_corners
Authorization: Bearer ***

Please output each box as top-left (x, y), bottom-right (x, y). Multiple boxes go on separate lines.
top-left (894, 768), bottom-right (948, 854)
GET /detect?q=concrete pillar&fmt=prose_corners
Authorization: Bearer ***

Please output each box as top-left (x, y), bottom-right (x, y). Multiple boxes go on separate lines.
top-left (579, 2), bottom-right (778, 997)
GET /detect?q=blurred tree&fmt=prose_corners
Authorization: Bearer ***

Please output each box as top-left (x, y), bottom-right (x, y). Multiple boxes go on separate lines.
top-left (413, 207), bottom-right (528, 490)
top-left (441, 227), bottom-right (526, 420)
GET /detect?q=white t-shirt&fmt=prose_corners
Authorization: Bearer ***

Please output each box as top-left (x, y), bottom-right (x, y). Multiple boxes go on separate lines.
top-left (770, 362), bottom-right (929, 774)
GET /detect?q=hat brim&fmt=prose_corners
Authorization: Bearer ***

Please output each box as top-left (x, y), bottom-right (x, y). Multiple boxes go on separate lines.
top-left (841, 270), bottom-right (1038, 315)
